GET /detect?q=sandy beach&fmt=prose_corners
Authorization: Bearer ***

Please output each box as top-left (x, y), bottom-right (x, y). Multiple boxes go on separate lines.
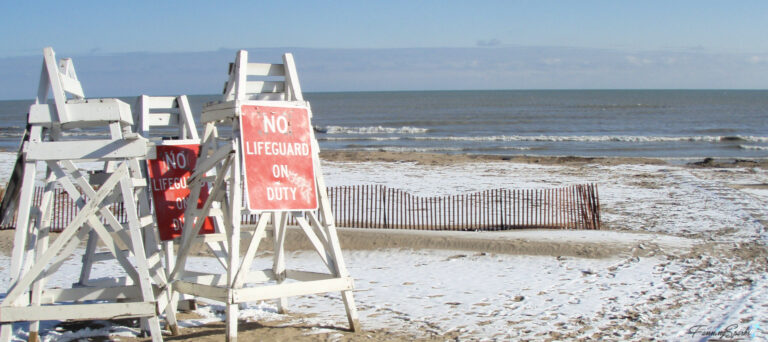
top-left (1, 151), bottom-right (767, 341)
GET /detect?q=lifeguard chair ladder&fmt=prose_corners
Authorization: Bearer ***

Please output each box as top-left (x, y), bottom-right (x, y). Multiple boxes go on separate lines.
top-left (167, 50), bottom-right (360, 341)
top-left (0, 47), bottom-right (170, 342)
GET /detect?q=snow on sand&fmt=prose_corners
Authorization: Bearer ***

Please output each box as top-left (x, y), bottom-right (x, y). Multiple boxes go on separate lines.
top-left (0, 153), bottom-right (767, 340)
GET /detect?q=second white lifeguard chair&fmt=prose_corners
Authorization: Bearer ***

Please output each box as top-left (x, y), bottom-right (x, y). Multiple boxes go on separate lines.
top-left (167, 50), bottom-right (360, 341)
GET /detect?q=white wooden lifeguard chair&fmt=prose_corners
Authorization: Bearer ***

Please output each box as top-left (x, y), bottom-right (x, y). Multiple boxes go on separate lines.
top-left (76, 94), bottom-right (207, 334)
top-left (133, 94), bottom-right (204, 272)
top-left (166, 50), bottom-right (360, 341)
top-left (134, 94), bottom-right (221, 315)
top-left (0, 47), bottom-right (170, 342)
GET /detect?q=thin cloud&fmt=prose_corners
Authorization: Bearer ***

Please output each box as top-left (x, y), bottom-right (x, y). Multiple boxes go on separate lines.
top-left (748, 56), bottom-right (768, 64)
top-left (476, 39), bottom-right (502, 47)
top-left (625, 56), bottom-right (654, 66)
top-left (542, 58), bottom-right (563, 66)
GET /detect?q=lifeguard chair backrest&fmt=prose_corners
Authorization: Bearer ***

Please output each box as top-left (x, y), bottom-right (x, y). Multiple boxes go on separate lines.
top-left (222, 50), bottom-right (304, 102)
top-left (37, 47), bottom-right (85, 123)
top-left (136, 95), bottom-right (199, 140)
top-left (29, 47), bottom-right (133, 128)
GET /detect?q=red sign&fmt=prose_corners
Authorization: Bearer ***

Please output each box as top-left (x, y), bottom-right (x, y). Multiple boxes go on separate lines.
top-left (147, 144), bottom-right (215, 241)
top-left (239, 105), bottom-right (317, 211)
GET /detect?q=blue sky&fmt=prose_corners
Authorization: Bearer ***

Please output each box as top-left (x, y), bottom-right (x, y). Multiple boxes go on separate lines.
top-left (2, 1), bottom-right (768, 99)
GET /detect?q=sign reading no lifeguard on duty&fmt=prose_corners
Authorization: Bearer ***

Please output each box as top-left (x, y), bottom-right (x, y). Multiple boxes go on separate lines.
top-left (240, 105), bottom-right (318, 211)
top-left (147, 144), bottom-right (215, 241)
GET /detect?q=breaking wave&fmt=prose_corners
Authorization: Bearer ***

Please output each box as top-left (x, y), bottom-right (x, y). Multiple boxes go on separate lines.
top-left (739, 144), bottom-right (768, 150)
top-left (321, 135), bottom-right (768, 143)
top-left (410, 135), bottom-right (768, 143)
top-left (319, 137), bottom-right (401, 142)
top-left (349, 147), bottom-right (466, 153)
top-left (340, 146), bottom-right (532, 153)
top-left (314, 125), bottom-right (429, 134)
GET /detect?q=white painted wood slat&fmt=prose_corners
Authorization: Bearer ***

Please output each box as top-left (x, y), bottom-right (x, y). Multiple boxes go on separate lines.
top-left (232, 277), bottom-right (354, 303)
top-left (26, 139), bottom-right (152, 161)
top-left (57, 58), bottom-right (84, 99)
top-left (245, 81), bottom-right (284, 94)
top-left (246, 63), bottom-right (285, 76)
top-left (28, 100), bottom-right (133, 127)
top-left (41, 286), bottom-right (144, 303)
top-left (146, 96), bottom-right (177, 109)
top-left (1, 303), bottom-right (156, 323)
top-left (146, 113), bottom-right (180, 126)
top-left (59, 76), bottom-right (84, 99)
top-left (174, 281), bottom-right (228, 302)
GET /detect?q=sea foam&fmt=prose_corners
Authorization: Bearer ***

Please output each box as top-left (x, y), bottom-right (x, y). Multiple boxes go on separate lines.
top-left (321, 135), bottom-right (768, 143)
top-left (315, 125), bottom-right (429, 134)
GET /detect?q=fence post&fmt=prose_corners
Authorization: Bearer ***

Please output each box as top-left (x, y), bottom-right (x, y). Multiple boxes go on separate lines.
top-left (595, 184), bottom-right (601, 229)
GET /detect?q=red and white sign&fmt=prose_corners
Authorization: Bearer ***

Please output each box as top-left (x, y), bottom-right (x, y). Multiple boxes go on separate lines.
top-left (239, 105), bottom-right (317, 211)
top-left (147, 144), bottom-right (215, 241)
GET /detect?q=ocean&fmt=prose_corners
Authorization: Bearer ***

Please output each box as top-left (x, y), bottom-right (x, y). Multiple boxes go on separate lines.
top-left (1, 90), bottom-right (767, 159)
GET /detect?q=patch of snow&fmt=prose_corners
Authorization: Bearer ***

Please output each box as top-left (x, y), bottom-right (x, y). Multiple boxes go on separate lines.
top-left (0, 157), bottom-right (767, 340)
